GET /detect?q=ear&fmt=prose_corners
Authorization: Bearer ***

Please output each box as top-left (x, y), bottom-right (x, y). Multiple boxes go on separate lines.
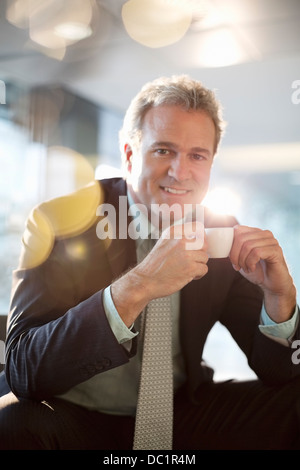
top-left (124, 144), bottom-right (133, 173)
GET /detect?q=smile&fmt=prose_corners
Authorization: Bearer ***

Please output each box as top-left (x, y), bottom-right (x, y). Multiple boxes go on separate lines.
top-left (162, 186), bottom-right (189, 195)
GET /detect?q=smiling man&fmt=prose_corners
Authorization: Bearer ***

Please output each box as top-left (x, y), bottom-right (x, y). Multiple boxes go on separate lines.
top-left (125, 105), bottom-right (215, 207)
top-left (124, 104), bottom-right (214, 231)
top-left (0, 75), bottom-right (299, 450)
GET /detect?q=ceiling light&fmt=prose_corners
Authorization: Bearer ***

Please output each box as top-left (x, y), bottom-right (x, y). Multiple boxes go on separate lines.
top-left (167, 26), bottom-right (249, 68)
top-left (7, 0), bottom-right (94, 50)
top-left (54, 22), bottom-right (92, 41)
top-left (197, 27), bottom-right (247, 67)
top-left (121, 0), bottom-right (193, 48)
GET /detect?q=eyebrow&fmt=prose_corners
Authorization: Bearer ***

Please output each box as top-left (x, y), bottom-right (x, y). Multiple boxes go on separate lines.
top-left (150, 141), bottom-right (212, 157)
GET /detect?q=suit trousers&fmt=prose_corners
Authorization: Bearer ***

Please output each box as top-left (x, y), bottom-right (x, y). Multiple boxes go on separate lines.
top-left (0, 377), bottom-right (300, 450)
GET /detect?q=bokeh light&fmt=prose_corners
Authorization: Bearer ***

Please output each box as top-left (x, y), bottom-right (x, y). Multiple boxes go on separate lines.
top-left (203, 186), bottom-right (241, 216)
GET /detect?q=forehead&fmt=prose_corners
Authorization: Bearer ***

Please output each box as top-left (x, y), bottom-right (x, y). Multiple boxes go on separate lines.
top-left (141, 104), bottom-right (216, 149)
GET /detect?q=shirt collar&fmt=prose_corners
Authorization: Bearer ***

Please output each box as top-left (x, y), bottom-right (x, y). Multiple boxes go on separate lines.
top-left (127, 189), bottom-right (188, 245)
top-left (127, 190), bottom-right (158, 248)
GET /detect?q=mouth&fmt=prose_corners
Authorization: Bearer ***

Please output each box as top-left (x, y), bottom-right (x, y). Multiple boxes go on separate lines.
top-left (161, 186), bottom-right (190, 195)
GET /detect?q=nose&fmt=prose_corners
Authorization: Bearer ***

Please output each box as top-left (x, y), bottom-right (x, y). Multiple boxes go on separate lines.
top-left (168, 154), bottom-right (191, 181)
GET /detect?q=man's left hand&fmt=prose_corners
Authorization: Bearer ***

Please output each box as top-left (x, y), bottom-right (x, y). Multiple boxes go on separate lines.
top-left (230, 225), bottom-right (297, 323)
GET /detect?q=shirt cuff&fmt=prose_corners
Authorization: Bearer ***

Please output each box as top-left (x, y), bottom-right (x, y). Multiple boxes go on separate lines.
top-left (102, 286), bottom-right (139, 344)
top-left (259, 304), bottom-right (299, 345)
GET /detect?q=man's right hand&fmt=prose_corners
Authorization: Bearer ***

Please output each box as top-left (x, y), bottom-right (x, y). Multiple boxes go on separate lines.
top-left (110, 222), bottom-right (209, 327)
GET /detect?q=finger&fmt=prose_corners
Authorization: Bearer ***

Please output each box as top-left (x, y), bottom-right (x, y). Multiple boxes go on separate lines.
top-left (191, 259), bottom-right (209, 280)
top-left (231, 226), bottom-right (270, 264)
top-left (241, 242), bottom-right (280, 273)
top-left (192, 250), bottom-right (209, 265)
top-left (230, 225), bottom-right (256, 270)
top-left (230, 226), bottom-right (279, 272)
top-left (163, 221), bottom-right (205, 251)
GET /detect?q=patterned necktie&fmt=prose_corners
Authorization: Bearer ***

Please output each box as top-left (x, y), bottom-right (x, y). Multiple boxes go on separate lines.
top-left (133, 238), bottom-right (173, 450)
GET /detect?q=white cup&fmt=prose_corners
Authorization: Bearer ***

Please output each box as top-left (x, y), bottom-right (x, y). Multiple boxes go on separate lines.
top-left (205, 227), bottom-right (234, 258)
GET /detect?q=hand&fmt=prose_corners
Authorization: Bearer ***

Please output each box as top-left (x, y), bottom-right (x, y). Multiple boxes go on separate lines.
top-left (111, 222), bottom-right (208, 326)
top-left (136, 221), bottom-right (208, 300)
top-left (230, 225), bottom-right (297, 322)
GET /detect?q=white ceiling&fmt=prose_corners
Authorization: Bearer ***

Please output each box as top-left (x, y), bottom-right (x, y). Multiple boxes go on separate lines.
top-left (0, 0), bottom-right (300, 153)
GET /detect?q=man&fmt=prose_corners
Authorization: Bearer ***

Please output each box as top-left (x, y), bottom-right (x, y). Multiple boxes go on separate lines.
top-left (0, 75), bottom-right (299, 450)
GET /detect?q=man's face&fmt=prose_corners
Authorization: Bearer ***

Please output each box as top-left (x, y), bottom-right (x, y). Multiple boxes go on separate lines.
top-left (125, 104), bottom-right (215, 224)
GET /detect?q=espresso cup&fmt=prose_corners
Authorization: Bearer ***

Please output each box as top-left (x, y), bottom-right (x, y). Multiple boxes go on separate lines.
top-left (205, 227), bottom-right (234, 258)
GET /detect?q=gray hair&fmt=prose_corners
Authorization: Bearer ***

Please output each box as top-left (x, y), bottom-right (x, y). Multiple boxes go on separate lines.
top-left (119, 75), bottom-right (225, 157)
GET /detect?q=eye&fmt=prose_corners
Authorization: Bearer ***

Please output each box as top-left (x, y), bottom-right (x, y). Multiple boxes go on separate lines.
top-left (156, 148), bottom-right (169, 155)
top-left (191, 153), bottom-right (206, 161)
top-left (154, 148), bottom-right (172, 157)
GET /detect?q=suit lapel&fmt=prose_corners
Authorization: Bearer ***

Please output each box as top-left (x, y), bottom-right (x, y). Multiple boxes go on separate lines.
top-left (98, 178), bottom-right (137, 280)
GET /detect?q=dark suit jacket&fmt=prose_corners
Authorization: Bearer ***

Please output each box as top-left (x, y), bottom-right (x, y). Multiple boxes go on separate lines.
top-left (2, 178), bottom-right (300, 402)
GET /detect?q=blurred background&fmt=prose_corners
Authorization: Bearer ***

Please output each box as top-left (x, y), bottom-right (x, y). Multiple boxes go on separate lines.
top-left (0, 0), bottom-right (299, 379)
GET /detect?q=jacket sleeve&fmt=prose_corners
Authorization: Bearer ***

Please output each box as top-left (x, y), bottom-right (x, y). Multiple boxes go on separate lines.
top-left (5, 186), bottom-right (136, 400)
top-left (220, 270), bottom-right (300, 385)
top-left (5, 272), bottom-right (133, 400)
